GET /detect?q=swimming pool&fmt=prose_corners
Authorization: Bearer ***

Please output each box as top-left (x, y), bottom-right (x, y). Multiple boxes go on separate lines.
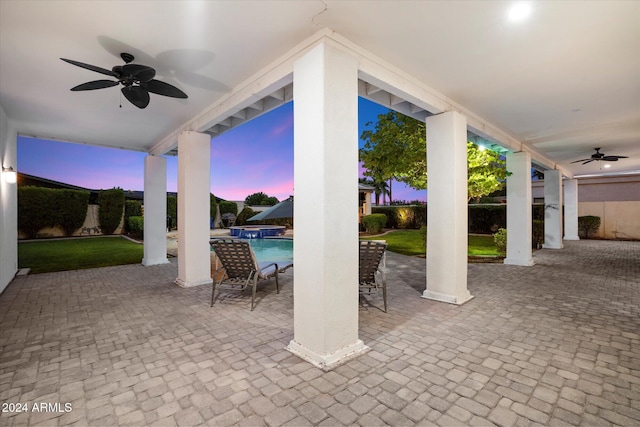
top-left (211, 238), bottom-right (293, 265)
top-left (249, 238), bottom-right (293, 264)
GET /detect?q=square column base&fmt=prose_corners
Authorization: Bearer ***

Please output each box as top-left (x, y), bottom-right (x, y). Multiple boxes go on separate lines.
top-left (142, 258), bottom-right (170, 266)
top-left (504, 258), bottom-right (535, 266)
top-left (564, 236), bottom-right (580, 241)
top-left (422, 290), bottom-right (474, 305)
top-left (542, 243), bottom-right (564, 249)
top-left (286, 339), bottom-right (369, 372)
top-left (175, 277), bottom-right (213, 288)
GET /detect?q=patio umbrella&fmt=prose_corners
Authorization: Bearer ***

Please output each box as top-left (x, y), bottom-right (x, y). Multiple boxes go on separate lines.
top-left (248, 197), bottom-right (293, 221)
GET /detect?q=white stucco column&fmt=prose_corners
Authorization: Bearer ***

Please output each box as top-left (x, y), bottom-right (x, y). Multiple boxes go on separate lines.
top-left (175, 131), bottom-right (212, 288)
top-left (422, 111), bottom-right (472, 305)
top-left (0, 107), bottom-right (18, 294)
top-left (142, 155), bottom-right (169, 266)
top-left (543, 169), bottom-right (563, 249)
top-left (564, 179), bottom-right (580, 240)
top-left (504, 152), bottom-right (534, 266)
top-left (286, 40), bottom-right (367, 370)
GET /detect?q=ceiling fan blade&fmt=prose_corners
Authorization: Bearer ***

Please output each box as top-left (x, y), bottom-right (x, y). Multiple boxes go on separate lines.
top-left (70, 80), bottom-right (119, 91)
top-left (61, 58), bottom-right (117, 77)
top-left (123, 64), bottom-right (156, 82)
top-left (141, 79), bottom-right (188, 98)
top-left (603, 156), bottom-right (628, 160)
top-left (570, 159), bottom-right (590, 163)
top-left (581, 160), bottom-right (595, 165)
top-left (121, 86), bottom-right (150, 109)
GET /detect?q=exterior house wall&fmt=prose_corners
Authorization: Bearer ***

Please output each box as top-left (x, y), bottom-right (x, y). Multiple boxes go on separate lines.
top-left (532, 174), bottom-right (640, 240)
top-left (0, 105), bottom-right (18, 294)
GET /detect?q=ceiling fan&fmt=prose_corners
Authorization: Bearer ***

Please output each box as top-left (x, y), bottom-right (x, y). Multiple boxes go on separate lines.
top-left (570, 148), bottom-right (628, 165)
top-left (61, 53), bottom-right (188, 109)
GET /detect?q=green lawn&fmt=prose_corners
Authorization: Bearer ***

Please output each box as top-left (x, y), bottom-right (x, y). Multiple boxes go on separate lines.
top-left (361, 230), bottom-right (498, 257)
top-left (18, 236), bottom-right (144, 274)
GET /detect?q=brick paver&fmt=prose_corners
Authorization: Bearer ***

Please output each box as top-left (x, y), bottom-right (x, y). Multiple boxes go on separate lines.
top-left (0, 239), bottom-right (638, 425)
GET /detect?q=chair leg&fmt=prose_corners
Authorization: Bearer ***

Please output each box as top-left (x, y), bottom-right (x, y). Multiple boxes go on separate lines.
top-left (382, 282), bottom-right (387, 313)
top-left (250, 276), bottom-right (258, 311)
top-left (211, 281), bottom-right (217, 307)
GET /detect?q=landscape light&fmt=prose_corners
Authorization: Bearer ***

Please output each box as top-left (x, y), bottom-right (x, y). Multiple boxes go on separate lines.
top-left (2, 166), bottom-right (17, 184)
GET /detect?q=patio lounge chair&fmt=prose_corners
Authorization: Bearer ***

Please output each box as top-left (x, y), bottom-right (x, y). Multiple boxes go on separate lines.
top-left (359, 241), bottom-right (388, 312)
top-left (210, 239), bottom-right (290, 311)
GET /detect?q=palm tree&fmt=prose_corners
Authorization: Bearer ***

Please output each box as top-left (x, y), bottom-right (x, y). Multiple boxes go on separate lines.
top-left (360, 177), bottom-right (389, 205)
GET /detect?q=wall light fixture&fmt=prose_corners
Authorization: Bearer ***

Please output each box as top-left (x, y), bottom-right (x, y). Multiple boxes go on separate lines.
top-left (2, 166), bottom-right (17, 184)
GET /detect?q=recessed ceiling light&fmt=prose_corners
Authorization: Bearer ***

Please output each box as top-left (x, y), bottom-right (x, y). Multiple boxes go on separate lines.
top-left (508, 2), bottom-right (532, 22)
top-left (604, 164), bottom-right (611, 168)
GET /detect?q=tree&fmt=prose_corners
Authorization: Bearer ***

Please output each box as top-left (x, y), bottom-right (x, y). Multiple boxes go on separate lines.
top-left (360, 111), bottom-right (507, 203)
top-left (244, 192), bottom-right (279, 206)
top-left (359, 111), bottom-right (427, 198)
top-left (467, 143), bottom-right (508, 203)
top-left (359, 177), bottom-right (389, 205)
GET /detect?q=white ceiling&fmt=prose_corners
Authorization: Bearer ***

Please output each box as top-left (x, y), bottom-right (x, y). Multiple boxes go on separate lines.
top-left (1, 1), bottom-right (639, 177)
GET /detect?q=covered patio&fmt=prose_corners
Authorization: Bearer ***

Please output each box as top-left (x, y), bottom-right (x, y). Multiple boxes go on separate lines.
top-left (1, 240), bottom-right (638, 426)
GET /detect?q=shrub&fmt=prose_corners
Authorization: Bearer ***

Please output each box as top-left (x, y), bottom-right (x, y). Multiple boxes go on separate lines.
top-left (578, 215), bottom-right (601, 239)
top-left (235, 207), bottom-right (257, 226)
top-left (18, 186), bottom-right (58, 239)
top-left (532, 219), bottom-right (544, 249)
top-left (372, 205), bottom-right (426, 229)
top-left (98, 188), bottom-right (125, 234)
top-left (18, 187), bottom-right (89, 238)
top-left (468, 205), bottom-right (506, 234)
top-left (127, 216), bottom-right (144, 236)
top-left (210, 194), bottom-right (217, 227)
top-left (362, 213), bottom-right (387, 234)
top-left (420, 225), bottom-right (427, 249)
top-left (219, 201), bottom-right (238, 216)
top-left (167, 196), bottom-right (177, 230)
top-left (493, 228), bottom-right (507, 257)
top-left (124, 200), bottom-right (142, 233)
top-left (55, 189), bottom-right (90, 236)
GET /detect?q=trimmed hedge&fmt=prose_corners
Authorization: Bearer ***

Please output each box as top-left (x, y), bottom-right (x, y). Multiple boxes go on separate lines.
top-left (578, 215), bottom-right (601, 239)
top-left (124, 200), bottom-right (142, 233)
top-left (532, 219), bottom-right (544, 249)
top-left (235, 207), bottom-right (256, 226)
top-left (98, 188), bottom-right (125, 235)
top-left (210, 194), bottom-right (217, 226)
top-left (219, 201), bottom-right (238, 216)
top-left (128, 216), bottom-right (144, 236)
top-left (18, 186), bottom-right (89, 238)
top-left (56, 189), bottom-right (90, 236)
top-left (362, 213), bottom-right (387, 234)
top-left (493, 228), bottom-right (507, 257)
top-left (468, 205), bottom-right (506, 234)
top-left (167, 196), bottom-right (177, 230)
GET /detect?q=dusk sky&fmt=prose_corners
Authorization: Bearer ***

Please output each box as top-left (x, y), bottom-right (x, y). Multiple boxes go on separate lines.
top-left (17, 97), bottom-right (427, 203)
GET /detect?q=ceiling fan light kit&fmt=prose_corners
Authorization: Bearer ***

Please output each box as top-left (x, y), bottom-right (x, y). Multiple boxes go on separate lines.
top-left (61, 53), bottom-right (188, 109)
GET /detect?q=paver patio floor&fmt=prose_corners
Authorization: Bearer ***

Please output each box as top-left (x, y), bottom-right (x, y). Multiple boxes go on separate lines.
top-left (0, 240), bottom-right (638, 426)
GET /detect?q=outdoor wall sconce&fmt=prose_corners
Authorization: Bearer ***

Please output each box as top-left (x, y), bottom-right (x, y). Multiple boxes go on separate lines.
top-left (2, 166), bottom-right (17, 184)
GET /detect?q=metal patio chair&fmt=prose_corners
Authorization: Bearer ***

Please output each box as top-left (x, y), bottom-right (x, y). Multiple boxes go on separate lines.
top-left (359, 240), bottom-right (388, 312)
top-left (210, 239), bottom-right (289, 311)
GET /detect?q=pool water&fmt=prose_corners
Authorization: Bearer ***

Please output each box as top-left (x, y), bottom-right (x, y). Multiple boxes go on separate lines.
top-left (248, 238), bottom-right (293, 264)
